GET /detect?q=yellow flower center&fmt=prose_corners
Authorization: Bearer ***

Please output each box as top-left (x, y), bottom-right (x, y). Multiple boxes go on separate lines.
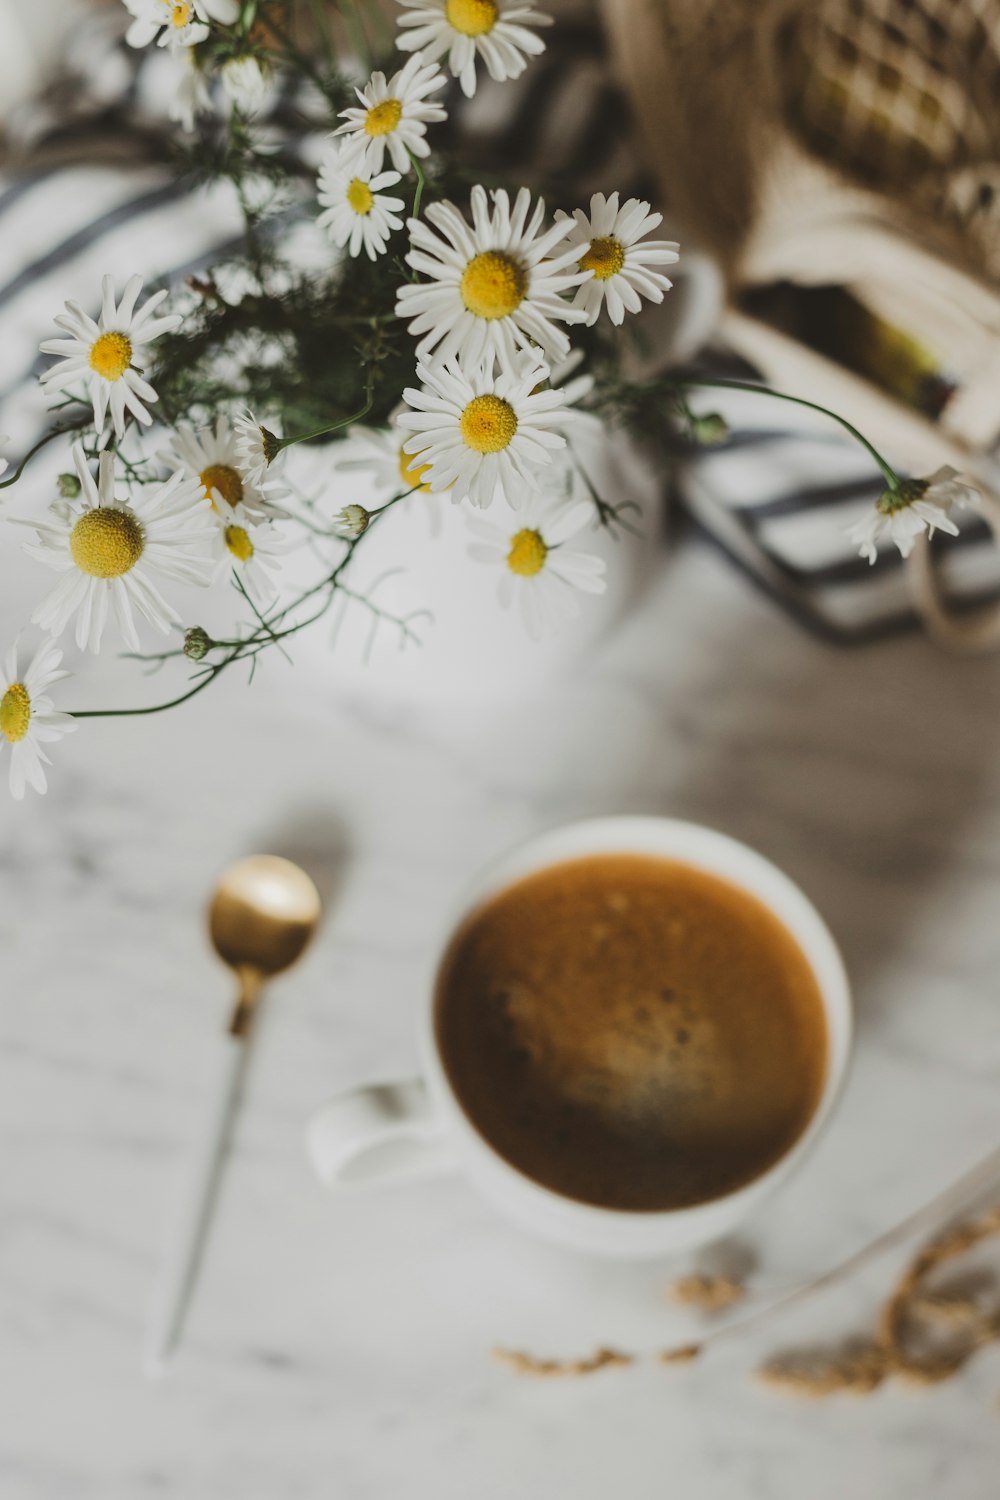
top-left (200, 463), bottom-right (244, 509)
top-left (224, 525), bottom-right (255, 562)
top-left (507, 528), bottom-right (548, 577)
top-left (347, 178), bottom-right (375, 215)
top-left (0, 682), bottom-right (30, 744)
top-left (88, 331), bottom-right (133, 382)
top-left (459, 394), bottom-right (518, 453)
top-left (579, 235), bottom-right (626, 281)
top-left (171, 2), bottom-right (193, 25)
top-left (364, 98), bottom-right (402, 137)
top-left (445, 0), bottom-right (498, 36)
top-left (69, 507), bottom-right (144, 578)
top-left (460, 251), bottom-right (527, 321)
top-left (399, 445), bottom-right (433, 491)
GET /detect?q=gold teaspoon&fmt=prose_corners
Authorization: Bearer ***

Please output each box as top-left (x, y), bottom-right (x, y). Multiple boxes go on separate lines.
top-left (144, 856), bottom-right (321, 1375)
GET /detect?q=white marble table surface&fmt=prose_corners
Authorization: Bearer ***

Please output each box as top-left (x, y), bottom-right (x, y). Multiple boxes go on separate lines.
top-left (4, 531), bottom-right (1000, 1500)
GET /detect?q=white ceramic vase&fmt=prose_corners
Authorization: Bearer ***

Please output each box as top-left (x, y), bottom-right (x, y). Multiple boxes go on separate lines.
top-left (285, 424), bottom-right (661, 704)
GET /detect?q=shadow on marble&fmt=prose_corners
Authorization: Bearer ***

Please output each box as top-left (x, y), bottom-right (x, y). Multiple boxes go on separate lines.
top-left (244, 805), bottom-right (353, 917)
top-left (623, 621), bottom-right (1000, 1018)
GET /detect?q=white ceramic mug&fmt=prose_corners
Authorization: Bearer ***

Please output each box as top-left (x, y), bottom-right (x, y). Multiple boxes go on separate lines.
top-left (306, 817), bottom-right (852, 1257)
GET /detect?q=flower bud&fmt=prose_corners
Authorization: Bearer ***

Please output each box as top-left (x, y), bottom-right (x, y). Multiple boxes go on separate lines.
top-left (183, 626), bottom-right (213, 661)
top-left (690, 412), bottom-right (728, 446)
top-left (335, 504), bottom-right (371, 540)
top-left (58, 472), bottom-right (82, 499)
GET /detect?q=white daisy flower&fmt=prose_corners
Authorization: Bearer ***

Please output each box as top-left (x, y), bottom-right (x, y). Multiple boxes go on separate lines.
top-left (546, 348), bottom-right (594, 410)
top-left (337, 418), bottom-right (437, 498)
top-left (40, 275), bottom-right (180, 443)
top-left (396, 0), bottom-right (552, 98)
top-left (233, 410), bottom-right (283, 486)
top-left (211, 503), bottom-right (286, 608)
top-left (533, 348), bottom-right (601, 445)
top-left (397, 351), bottom-right (570, 509)
top-left (334, 414), bottom-right (445, 537)
top-left (0, 639), bottom-right (76, 801)
top-left (20, 444), bottom-right (215, 654)
top-left (123, 0), bottom-right (238, 50)
top-left (333, 54), bottom-right (447, 176)
top-left (847, 466), bottom-right (980, 565)
top-left (468, 495), bottom-right (606, 637)
top-left (317, 147), bottom-right (406, 261)
top-left (169, 51), bottom-right (212, 132)
top-left (0, 435), bottom-right (9, 478)
top-left (162, 415), bottom-right (288, 521)
top-left (557, 193), bottom-right (680, 327)
top-left (221, 56), bottom-right (272, 116)
top-left (396, 185), bottom-right (590, 369)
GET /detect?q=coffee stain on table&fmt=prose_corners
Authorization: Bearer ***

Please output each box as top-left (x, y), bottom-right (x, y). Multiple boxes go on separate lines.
top-left (492, 1345), bottom-right (634, 1378)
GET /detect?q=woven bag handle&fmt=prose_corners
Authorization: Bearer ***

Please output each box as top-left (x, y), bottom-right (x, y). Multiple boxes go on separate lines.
top-left (908, 491), bottom-right (1000, 652)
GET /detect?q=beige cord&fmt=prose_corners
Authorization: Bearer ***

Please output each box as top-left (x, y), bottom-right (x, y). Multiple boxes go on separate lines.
top-left (660, 1141), bottom-right (1000, 1362)
top-left (909, 487), bottom-right (1000, 653)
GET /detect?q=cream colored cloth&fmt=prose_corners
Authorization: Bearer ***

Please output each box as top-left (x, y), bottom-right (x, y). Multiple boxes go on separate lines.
top-left (0, 0), bottom-right (89, 127)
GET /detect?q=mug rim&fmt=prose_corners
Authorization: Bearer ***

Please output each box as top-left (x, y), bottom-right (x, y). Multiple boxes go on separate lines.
top-left (419, 815), bottom-right (852, 1250)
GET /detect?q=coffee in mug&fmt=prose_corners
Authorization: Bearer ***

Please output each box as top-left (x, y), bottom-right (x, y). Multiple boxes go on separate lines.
top-left (435, 853), bottom-right (828, 1212)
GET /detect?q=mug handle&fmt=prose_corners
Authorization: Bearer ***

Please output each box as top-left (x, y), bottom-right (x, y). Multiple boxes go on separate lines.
top-left (305, 1080), bottom-right (457, 1189)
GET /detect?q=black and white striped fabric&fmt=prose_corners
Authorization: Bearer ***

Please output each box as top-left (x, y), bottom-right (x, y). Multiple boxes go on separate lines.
top-left (677, 379), bottom-right (1000, 644)
top-left (2, 10), bottom-right (995, 644)
top-left (0, 21), bottom-right (247, 444)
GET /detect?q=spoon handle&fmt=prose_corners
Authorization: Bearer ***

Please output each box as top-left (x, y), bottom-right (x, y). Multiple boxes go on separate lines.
top-left (143, 1031), bottom-right (247, 1376)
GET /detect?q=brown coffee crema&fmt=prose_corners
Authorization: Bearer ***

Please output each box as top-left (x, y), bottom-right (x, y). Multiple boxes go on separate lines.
top-left (435, 854), bottom-right (828, 1212)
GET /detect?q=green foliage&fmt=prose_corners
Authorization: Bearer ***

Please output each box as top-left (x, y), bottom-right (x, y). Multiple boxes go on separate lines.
top-left (152, 252), bottom-right (413, 437)
top-left (151, 74), bottom-right (454, 441)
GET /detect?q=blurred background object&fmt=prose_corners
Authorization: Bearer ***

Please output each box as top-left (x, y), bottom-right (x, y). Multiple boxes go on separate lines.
top-left (0, 0), bottom-right (89, 130)
top-left (601, 0), bottom-right (1000, 642)
top-left (602, 0), bottom-right (1000, 463)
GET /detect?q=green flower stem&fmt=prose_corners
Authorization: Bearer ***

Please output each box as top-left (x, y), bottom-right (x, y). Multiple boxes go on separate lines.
top-left (0, 421), bottom-right (88, 490)
top-left (336, 0), bottom-right (373, 75)
top-left (274, 371), bottom-right (375, 453)
top-left (70, 666), bottom-right (225, 720)
top-left (67, 484), bottom-right (415, 720)
top-left (675, 375), bottom-right (901, 490)
top-left (305, 0), bottom-right (335, 62)
top-left (262, 11), bottom-right (334, 100)
top-left (409, 152), bottom-right (426, 223)
top-left (361, 0), bottom-right (394, 56)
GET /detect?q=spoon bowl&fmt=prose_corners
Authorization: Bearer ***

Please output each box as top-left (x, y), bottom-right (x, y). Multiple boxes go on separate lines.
top-left (209, 854), bottom-right (322, 980)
